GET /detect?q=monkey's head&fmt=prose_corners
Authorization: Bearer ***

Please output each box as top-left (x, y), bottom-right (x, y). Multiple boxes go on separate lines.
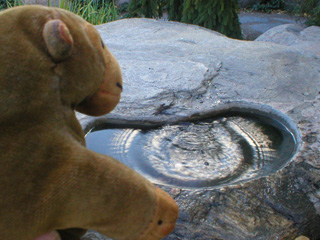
top-left (0, 5), bottom-right (122, 117)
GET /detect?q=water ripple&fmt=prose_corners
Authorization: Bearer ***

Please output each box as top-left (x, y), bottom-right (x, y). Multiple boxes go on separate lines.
top-left (86, 114), bottom-right (296, 189)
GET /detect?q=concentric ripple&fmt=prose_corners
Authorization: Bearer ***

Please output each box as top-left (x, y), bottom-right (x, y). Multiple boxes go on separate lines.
top-left (86, 114), bottom-right (297, 188)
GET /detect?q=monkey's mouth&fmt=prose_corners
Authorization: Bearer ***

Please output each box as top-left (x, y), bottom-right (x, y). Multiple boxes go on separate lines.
top-left (32, 231), bottom-right (60, 240)
top-left (99, 89), bottom-right (121, 97)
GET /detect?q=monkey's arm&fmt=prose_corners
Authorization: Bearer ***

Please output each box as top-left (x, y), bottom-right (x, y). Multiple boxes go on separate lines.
top-left (46, 145), bottom-right (178, 240)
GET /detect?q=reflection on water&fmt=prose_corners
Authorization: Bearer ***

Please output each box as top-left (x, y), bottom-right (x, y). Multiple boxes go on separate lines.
top-left (86, 115), bottom-right (296, 189)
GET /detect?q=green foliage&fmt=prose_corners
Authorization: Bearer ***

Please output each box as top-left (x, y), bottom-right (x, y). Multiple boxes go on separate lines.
top-left (118, 1), bottom-right (129, 13)
top-left (0, 0), bottom-right (7, 9)
top-left (166, 0), bottom-right (183, 21)
top-left (57, 0), bottom-right (119, 24)
top-left (0, 0), bottom-right (16, 9)
top-left (2, 0), bottom-right (119, 25)
top-left (128, 0), bottom-right (242, 39)
top-left (128, 0), bottom-right (164, 18)
top-left (0, 0), bottom-right (6, 9)
top-left (252, 0), bottom-right (284, 12)
top-left (294, 0), bottom-right (320, 26)
top-left (180, 0), bottom-right (242, 39)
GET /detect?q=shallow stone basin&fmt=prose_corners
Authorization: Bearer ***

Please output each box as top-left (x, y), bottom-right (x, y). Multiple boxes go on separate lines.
top-left (86, 106), bottom-right (298, 189)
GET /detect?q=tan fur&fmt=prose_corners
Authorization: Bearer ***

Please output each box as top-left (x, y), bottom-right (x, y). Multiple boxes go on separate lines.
top-left (0, 5), bottom-right (178, 240)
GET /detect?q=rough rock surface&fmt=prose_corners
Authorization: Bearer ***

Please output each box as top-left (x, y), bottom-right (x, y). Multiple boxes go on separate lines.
top-left (239, 12), bottom-right (302, 40)
top-left (256, 24), bottom-right (320, 58)
top-left (78, 19), bottom-right (320, 240)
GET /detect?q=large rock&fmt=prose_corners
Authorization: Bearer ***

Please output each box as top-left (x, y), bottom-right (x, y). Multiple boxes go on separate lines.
top-left (256, 24), bottom-right (320, 58)
top-left (78, 19), bottom-right (320, 240)
top-left (238, 12), bottom-right (302, 40)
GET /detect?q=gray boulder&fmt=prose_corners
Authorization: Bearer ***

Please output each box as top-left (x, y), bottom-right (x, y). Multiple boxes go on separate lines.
top-left (256, 23), bottom-right (320, 58)
top-left (79, 19), bottom-right (320, 240)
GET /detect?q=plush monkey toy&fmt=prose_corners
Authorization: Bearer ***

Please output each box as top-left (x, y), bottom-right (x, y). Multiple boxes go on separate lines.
top-left (0, 5), bottom-right (178, 240)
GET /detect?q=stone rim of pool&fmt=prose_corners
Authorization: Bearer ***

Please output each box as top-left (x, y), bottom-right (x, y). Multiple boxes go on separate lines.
top-left (84, 102), bottom-right (301, 190)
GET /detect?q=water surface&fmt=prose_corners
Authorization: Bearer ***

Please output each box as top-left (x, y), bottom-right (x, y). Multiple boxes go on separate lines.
top-left (86, 113), bottom-right (296, 188)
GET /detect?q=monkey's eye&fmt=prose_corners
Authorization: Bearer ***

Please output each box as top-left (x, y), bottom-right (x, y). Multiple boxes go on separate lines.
top-left (116, 82), bottom-right (123, 90)
top-left (101, 39), bottom-right (105, 49)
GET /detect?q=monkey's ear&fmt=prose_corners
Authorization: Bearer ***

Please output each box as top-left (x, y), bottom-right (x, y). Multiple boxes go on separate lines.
top-left (43, 20), bottom-right (73, 62)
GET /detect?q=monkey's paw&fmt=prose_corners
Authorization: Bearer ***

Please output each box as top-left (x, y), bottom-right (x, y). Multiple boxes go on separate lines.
top-left (137, 188), bottom-right (179, 240)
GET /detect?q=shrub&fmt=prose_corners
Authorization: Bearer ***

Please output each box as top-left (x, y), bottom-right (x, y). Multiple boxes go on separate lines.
top-left (3, 0), bottom-right (119, 25)
top-left (128, 0), bottom-right (164, 18)
top-left (57, 0), bottom-right (119, 24)
top-left (252, 0), bottom-right (284, 12)
top-left (180, 0), bottom-right (242, 39)
top-left (128, 0), bottom-right (242, 39)
top-left (166, 0), bottom-right (183, 21)
top-left (0, 0), bottom-right (15, 9)
top-left (294, 0), bottom-right (320, 26)
top-left (0, 0), bottom-right (5, 9)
